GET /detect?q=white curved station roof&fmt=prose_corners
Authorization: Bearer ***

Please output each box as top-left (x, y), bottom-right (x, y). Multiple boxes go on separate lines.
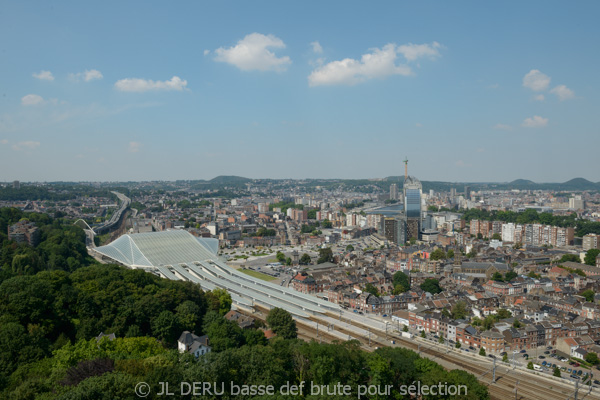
top-left (94, 230), bottom-right (219, 267)
top-left (93, 230), bottom-right (341, 317)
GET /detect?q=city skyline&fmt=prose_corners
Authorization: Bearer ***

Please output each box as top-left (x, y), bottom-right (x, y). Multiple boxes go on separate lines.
top-left (1, 1), bottom-right (599, 182)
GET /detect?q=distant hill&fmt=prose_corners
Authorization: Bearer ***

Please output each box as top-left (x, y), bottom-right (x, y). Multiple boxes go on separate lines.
top-left (209, 175), bottom-right (252, 184)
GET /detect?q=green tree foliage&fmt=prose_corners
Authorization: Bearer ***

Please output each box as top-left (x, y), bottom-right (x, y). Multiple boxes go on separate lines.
top-left (582, 289), bottom-right (595, 303)
top-left (553, 367), bottom-right (561, 377)
top-left (455, 342), bottom-right (461, 348)
top-left (447, 249), bottom-right (455, 259)
top-left (364, 283), bottom-right (380, 297)
top-left (585, 352), bottom-right (599, 365)
top-left (585, 249), bottom-right (600, 266)
top-left (299, 253), bottom-right (312, 265)
top-left (275, 251), bottom-right (286, 263)
top-left (491, 233), bottom-right (502, 240)
top-left (503, 354), bottom-right (509, 362)
top-left (419, 278), bottom-right (443, 294)
top-left (504, 271), bottom-right (518, 281)
top-left (492, 271), bottom-right (504, 281)
top-left (479, 347), bottom-right (486, 356)
top-left (430, 248), bottom-right (446, 260)
top-left (451, 301), bottom-right (468, 320)
top-left (392, 271), bottom-right (410, 293)
top-left (527, 361), bottom-right (534, 370)
top-left (321, 219), bottom-right (333, 229)
top-left (255, 227), bottom-right (276, 237)
top-left (205, 288), bottom-right (232, 316)
top-left (266, 307), bottom-right (297, 339)
top-left (560, 254), bottom-right (581, 263)
top-left (317, 247), bottom-right (334, 264)
top-left (421, 330), bottom-right (426, 338)
top-left (346, 244), bottom-right (354, 252)
top-left (403, 325), bottom-right (409, 332)
top-left (306, 209), bottom-right (317, 219)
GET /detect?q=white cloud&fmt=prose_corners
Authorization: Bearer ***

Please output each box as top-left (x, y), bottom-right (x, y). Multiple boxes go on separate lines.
top-left (311, 41), bottom-right (323, 54)
top-left (308, 44), bottom-right (412, 87)
top-left (522, 115), bottom-right (548, 128)
top-left (415, 123), bottom-right (423, 127)
top-left (33, 70), bottom-right (54, 81)
top-left (203, 49), bottom-right (210, 56)
top-left (114, 76), bottom-right (188, 92)
top-left (21, 94), bottom-right (45, 106)
top-left (69, 69), bottom-right (103, 82)
top-left (214, 33), bottom-right (291, 72)
top-left (0, 139), bottom-right (8, 145)
top-left (128, 141), bottom-right (142, 153)
top-left (493, 123), bottom-right (513, 131)
top-left (550, 84), bottom-right (575, 101)
top-left (476, 148), bottom-right (485, 153)
top-left (533, 94), bottom-right (545, 101)
top-left (396, 42), bottom-right (442, 62)
top-left (522, 69), bottom-right (551, 92)
top-left (12, 140), bottom-right (40, 151)
top-left (308, 41), bottom-right (442, 87)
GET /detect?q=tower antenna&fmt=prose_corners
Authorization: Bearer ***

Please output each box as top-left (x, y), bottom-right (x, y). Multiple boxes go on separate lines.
top-left (403, 156), bottom-right (409, 180)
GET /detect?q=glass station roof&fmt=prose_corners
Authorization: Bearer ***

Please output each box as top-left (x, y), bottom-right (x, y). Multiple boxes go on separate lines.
top-left (94, 230), bottom-right (219, 267)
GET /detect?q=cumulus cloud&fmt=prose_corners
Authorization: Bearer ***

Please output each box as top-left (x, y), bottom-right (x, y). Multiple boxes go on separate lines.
top-left (493, 123), bottom-right (513, 131)
top-left (70, 69), bottom-right (104, 82)
top-left (12, 141), bottom-right (40, 151)
top-left (214, 33), bottom-right (291, 72)
top-left (522, 69), bottom-right (551, 91)
top-left (203, 49), bottom-right (210, 56)
top-left (396, 41), bottom-right (442, 62)
top-left (533, 94), bottom-right (545, 101)
top-left (311, 41), bottom-right (323, 54)
top-left (128, 141), bottom-right (142, 153)
top-left (308, 41), bottom-right (441, 87)
top-left (33, 70), bottom-right (54, 81)
top-left (522, 115), bottom-right (548, 128)
top-left (21, 94), bottom-right (45, 106)
top-left (114, 76), bottom-right (188, 92)
top-left (550, 84), bottom-right (575, 101)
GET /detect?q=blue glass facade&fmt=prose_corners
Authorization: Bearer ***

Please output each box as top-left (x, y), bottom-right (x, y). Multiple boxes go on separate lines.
top-left (405, 188), bottom-right (421, 218)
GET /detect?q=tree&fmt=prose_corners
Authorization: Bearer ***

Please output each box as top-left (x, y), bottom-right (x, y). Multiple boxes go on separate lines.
top-left (151, 310), bottom-right (180, 343)
top-left (438, 334), bottom-right (445, 344)
top-left (420, 279), bottom-right (443, 294)
top-left (364, 283), bottom-right (380, 297)
top-left (276, 251), bottom-right (286, 263)
top-left (585, 249), bottom-right (600, 266)
top-left (392, 271), bottom-right (410, 293)
top-left (582, 290), bottom-right (595, 303)
top-left (527, 361), bottom-right (534, 370)
top-left (553, 367), bottom-right (561, 377)
top-left (528, 271), bottom-right (541, 279)
top-left (504, 271), bottom-right (518, 282)
top-left (491, 233), bottom-right (501, 240)
top-left (285, 257), bottom-right (292, 266)
top-left (496, 309), bottom-right (512, 320)
top-left (403, 325), bottom-right (409, 332)
top-left (479, 347), bottom-right (486, 356)
top-left (317, 247), bottom-right (333, 264)
top-left (346, 244), bottom-right (354, 252)
top-left (451, 301), bottom-right (468, 320)
top-left (491, 272), bottom-right (504, 281)
top-left (299, 253), bottom-right (312, 265)
top-left (502, 354), bottom-right (509, 363)
top-left (266, 308), bottom-right (297, 339)
top-left (447, 249), bottom-right (455, 259)
top-left (585, 352), bottom-right (599, 365)
top-left (513, 320), bottom-right (522, 328)
top-left (430, 248), bottom-right (446, 260)
top-left (455, 342), bottom-right (461, 349)
top-left (322, 219), bottom-right (333, 229)
top-left (420, 330), bottom-right (426, 338)
top-left (206, 288), bottom-right (232, 316)
top-left (560, 254), bottom-right (580, 263)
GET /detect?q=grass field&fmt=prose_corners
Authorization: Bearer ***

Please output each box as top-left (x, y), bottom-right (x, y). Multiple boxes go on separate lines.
top-left (239, 268), bottom-right (277, 281)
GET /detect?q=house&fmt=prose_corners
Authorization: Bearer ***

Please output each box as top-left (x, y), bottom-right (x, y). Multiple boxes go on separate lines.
top-left (177, 331), bottom-right (211, 357)
top-left (224, 310), bottom-right (255, 329)
top-left (95, 332), bottom-right (116, 343)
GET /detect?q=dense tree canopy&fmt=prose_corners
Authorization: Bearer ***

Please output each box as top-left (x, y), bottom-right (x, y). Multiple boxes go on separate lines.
top-left (266, 308), bottom-right (297, 339)
top-left (392, 271), bottom-right (410, 294)
top-left (420, 278), bottom-right (443, 294)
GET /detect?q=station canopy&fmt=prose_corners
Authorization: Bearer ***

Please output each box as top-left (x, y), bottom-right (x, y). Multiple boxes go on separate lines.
top-left (93, 230), bottom-right (219, 267)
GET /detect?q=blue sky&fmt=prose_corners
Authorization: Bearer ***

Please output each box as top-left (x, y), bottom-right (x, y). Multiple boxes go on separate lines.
top-left (1, 1), bottom-right (599, 182)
